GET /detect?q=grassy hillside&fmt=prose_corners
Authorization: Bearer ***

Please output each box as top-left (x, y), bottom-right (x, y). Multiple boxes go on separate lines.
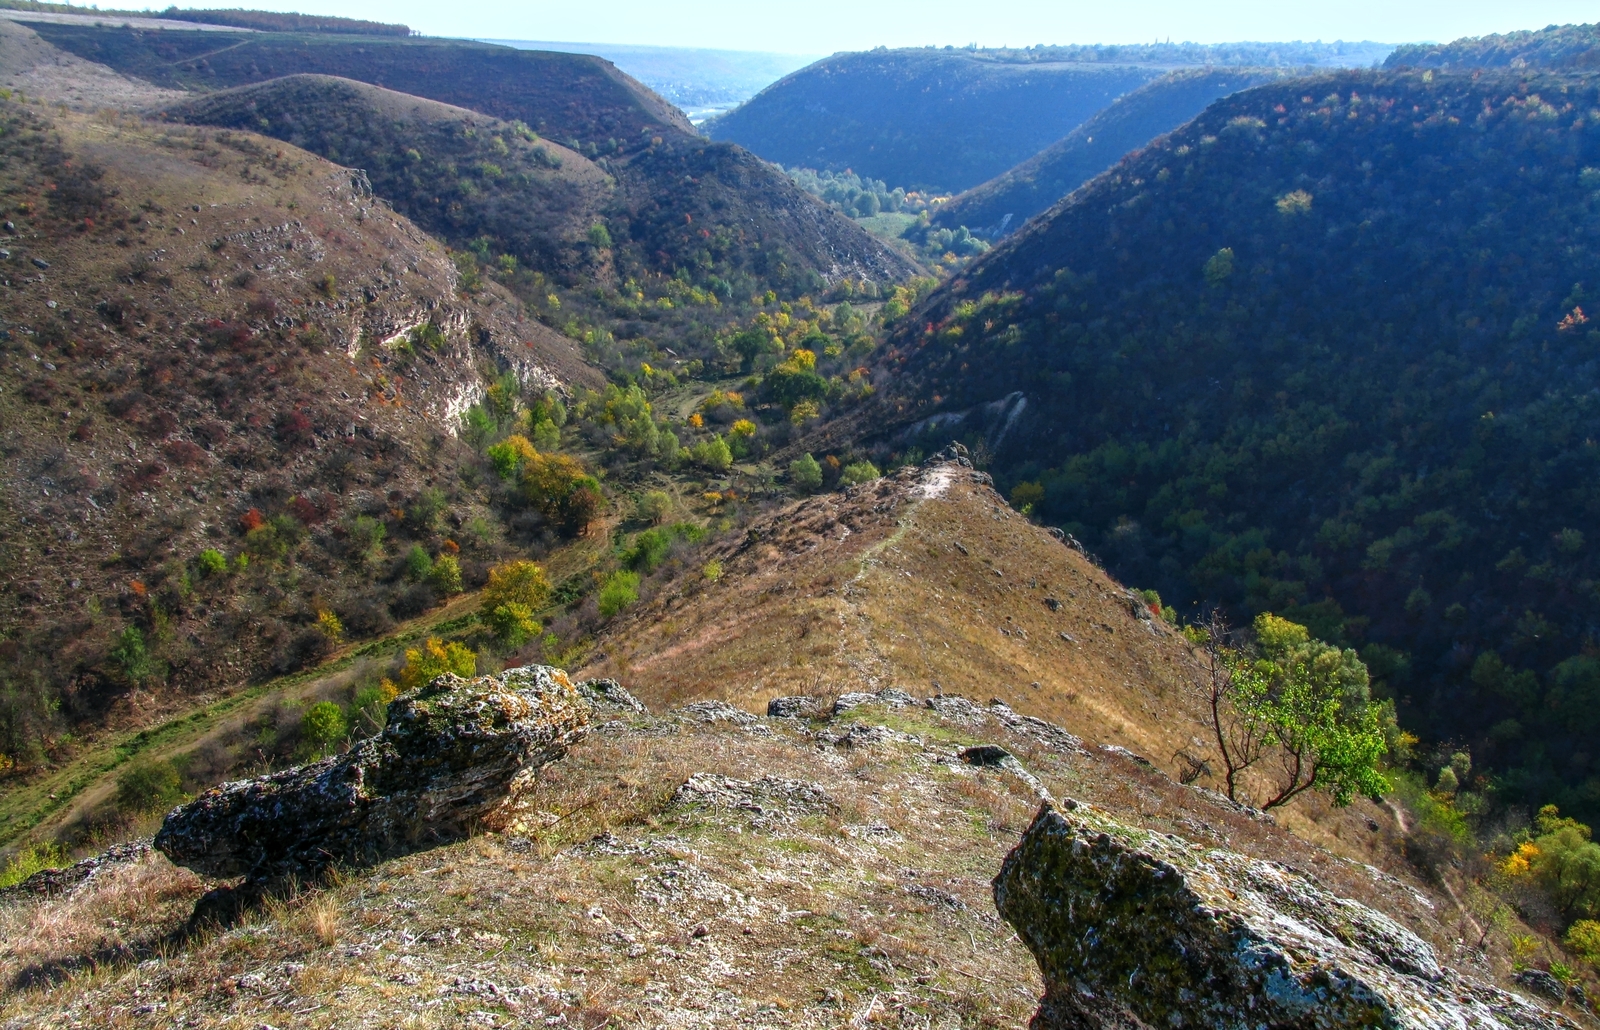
top-left (163, 75), bottom-right (612, 283)
top-left (933, 68), bottom-right (1289, 237)
top-left (1387, 23), bottom-right (1600, 70)
top-left (870, 69), bottom-right (1600, 819)
top-left (0, 98), bottom-right (601, 771)
top-left (20, 21), bottom-right (693, 143)
top-left (704, 49), bottom-right (1163, 194)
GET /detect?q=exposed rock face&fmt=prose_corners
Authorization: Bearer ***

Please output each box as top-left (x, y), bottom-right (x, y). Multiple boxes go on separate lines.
top-left (995, 802), bottom-right (1576, 1030)
top-left (156, 666), bottom-right (588, 891)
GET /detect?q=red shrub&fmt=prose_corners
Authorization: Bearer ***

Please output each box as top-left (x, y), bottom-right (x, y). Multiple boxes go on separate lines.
top-left (240, 508), bottom-right (265, 533)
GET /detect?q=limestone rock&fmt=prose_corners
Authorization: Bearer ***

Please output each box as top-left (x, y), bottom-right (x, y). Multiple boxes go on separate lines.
top-left (766, 695), bottom-right (823, 719)
top-left (155, 665), bottom-right (588, 891)
top-left (995, 802), bottom-right (1576, 1030)
top-left (577, 678), bottom-right (647, 715)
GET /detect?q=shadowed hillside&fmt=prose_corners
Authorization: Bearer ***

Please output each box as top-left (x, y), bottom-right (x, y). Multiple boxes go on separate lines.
top-left (863, 69), bottom-right (1600, 818)
top-left (705, 49), bottom-right (1163, 194)
top-left (19, 20), bottom-right (693, 143)
top-left (933, 68), bottom-right (1289, 237)
top-left (164, 73), bottom-right (919, 308)
top-left (163, 75), bottom-right (611, 282)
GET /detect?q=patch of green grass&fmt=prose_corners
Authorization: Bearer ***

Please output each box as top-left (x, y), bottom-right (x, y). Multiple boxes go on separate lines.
top-left (854, 212), bottom-right (917, 242)
top-left (0, 840), bottom-right (66, 889)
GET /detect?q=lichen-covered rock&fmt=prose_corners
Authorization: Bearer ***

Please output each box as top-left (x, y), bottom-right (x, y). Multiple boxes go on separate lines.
top-left (156, 666), bottom-right (588, 890)
top-left (995, 802), bottom-right (1576, 1030)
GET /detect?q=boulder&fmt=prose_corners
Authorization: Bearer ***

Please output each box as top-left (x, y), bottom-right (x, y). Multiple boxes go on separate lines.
top-left (156, 665), bottom-right (588, 893)
top-left (994, 802), bottom-right (1576, 1030)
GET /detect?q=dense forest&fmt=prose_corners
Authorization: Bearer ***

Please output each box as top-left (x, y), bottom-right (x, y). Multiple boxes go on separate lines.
top-left (1387, 22), bottom-right (1600, 71)
top-left (877, 69), bottom-right (1600, 820)
top-left (935, 68), bottom-right (1288, 237)
top-left (970, 40), bottom-right (1394, 68)
top-left (705, 49), bottom-right (1162, 193)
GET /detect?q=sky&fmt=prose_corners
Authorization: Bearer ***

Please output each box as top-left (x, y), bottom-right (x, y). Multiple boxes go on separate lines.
top-left (72, 0), bottom-right (1600, 54)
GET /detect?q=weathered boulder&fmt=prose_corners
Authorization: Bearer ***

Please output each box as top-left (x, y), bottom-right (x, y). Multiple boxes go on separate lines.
top-left (995, 802), bottom-right (1576, 1030)
top-left (156, 665), bottom-right (588, 892)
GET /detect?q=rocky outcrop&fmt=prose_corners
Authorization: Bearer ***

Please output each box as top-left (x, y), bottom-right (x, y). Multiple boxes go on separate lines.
top-left (156, 666), bottom-right (588, 896)
top-left (995, 802), bottom-right (1577, 1030)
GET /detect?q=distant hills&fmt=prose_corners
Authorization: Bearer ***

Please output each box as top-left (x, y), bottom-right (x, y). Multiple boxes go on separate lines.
top-left (933, 68), bottom-right (1289, 236)
top-left (482, 40), bottom-right (818, 123)
top-left (705, 42), bottom-right (1394, 197)
top-left (870, 68), bottom-right (1600, 819)
top-left (1386, 22), bottom-right (1600, 70)
top-left (705, 49), bottom-right (1163, 194)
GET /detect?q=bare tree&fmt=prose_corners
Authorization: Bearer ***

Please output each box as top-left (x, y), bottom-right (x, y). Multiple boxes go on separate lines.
top-left (1200, 610), bottom-right (1268, 804)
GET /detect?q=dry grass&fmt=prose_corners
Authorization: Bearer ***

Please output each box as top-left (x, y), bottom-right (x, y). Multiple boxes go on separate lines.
top-left (1, 697), bottom-right (1520, 1028)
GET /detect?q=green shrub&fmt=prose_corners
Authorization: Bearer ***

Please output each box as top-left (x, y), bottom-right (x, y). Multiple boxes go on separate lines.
top-left (407, 487), bottom-right (448, 532)
top-left (691, 436), bottom-right (733, 472)
top-left (789, 453), bottom-right (823, 493)
top-left (397, 638), bottom-right (478, 690)
top-left (636, 489), bottom-right (672, 525)
top-left (840, 460), bottom-right (880, 485)
top-left (110, 626), bottom-right (155, 685)
top-left (0, 841), bottom-right (66, 890)
top-left (302, 701), bottom-right (349, 754)
top-left (428, 553), bottom-right (463, 595)
top-left (196, 548), bottom-right (228, 578)
top-left (598, 570), bottom-right (641, 618)
top-left (487, 602), bottom-right (540, 648)
top-left (588, 223), bottom-right (612, 249)
top-left (404, 544), bottom-right (434, 582)
top-left (115, 756), bottom-right (183, 815)
top-left (1567, 919), bottom-right (1600, 965)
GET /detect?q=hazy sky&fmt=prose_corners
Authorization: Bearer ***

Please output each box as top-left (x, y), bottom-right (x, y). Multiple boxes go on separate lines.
top-left (136, 0), bottom-right (1600, 54)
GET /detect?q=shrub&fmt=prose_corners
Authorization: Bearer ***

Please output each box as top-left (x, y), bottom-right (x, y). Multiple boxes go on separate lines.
top-left (316, 609), bottom-right (345, 642)
top-left (1567, 919), bottom-right (1600, 965)
top-left (196, 548), bottom-right (227, 578)
top-left (481, 560), bottom-right (552, 619)
top-left (636, 489), bottom-right (672, 525)
top-left (598, 570), bottom-right (640, 618)
top-left (487, 434), bottom-right (538, 480)
top-left (407, 487), bottom-right (448, 532)
top-left (115, 756), bottom-right (183, 814)
top-left (302, 701), bottom-right (348, 754)
top-left (428, 554), bottom-right (464, 595)
top-left (397, 638), bottom-right (478, 690)
top-left (691, 436), bottom-right (733, 472)
top-left (520, 452), bottom-right (603, 533)
top-left (346, 514), bottom-right (386, 564)
top-left (404, 544), bottom-right (434, 582)
top-left (110, 626), bottom-right (156, 685)
top-left (0, 841), bottom-right (66, 890)
top-left (789, 453), bottom-right (823, 492)
top-left (587, 223), bottom-right (612, 249)
top-left (840, 460), bottom-right (881, 485)
top-left (352, 678), bottom-right (399, 733)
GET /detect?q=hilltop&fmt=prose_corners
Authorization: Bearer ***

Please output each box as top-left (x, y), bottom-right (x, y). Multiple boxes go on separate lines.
top-left (1386, 23), bottom-right (1600, 70)
top-left (862, 68), bottom-right (1600, 820)
top-left (933, 68), bottom-right (1288, 237)
top-left (17, 18), bottom-right (694, 143)
top-left (705, 49), bottom-right (1163, 194)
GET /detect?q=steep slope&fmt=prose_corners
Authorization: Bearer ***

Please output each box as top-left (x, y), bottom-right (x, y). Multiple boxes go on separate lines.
top-left (0, 97), bottom-right (598, 762)
top-left (705, 49), bottom-right (1163, 194)
top-left (17, 19), bottom-right (693, 143)
top-left (863, 69), bottom-right (1600, 818)
top-left (0, 16), bottom-right (178, 110)
top-left (163, 73), bottom-right (917, 305)
top-left (162, 75), bottom-right (611, 282)
top-left (933, 68), bottom-right (1288, 236)
top-left (579, 459), bottom-right (1208, 770)
top-left (1387, 23), bottom-right (1600, 70)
